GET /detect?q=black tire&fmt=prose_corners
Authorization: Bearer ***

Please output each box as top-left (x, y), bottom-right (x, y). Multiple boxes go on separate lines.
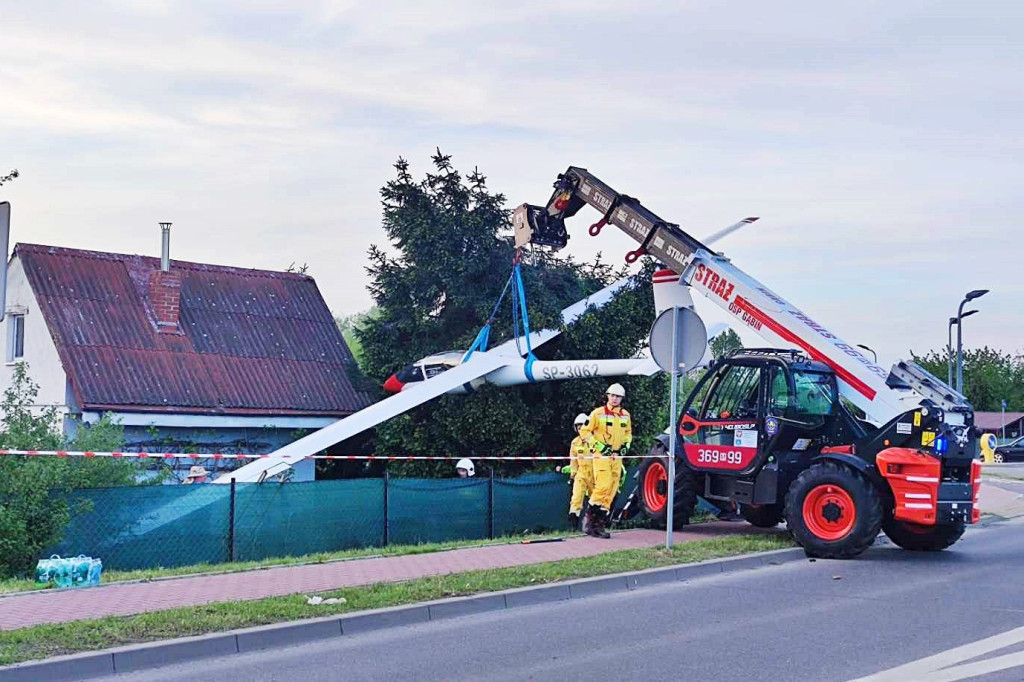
top-left (784, 461), bottom-right (883, 559)
top-left (740, 503), bottom-right (784, 528)
top-left (638, 443), bottom-right (698, 530)
top-left (993, 452), bottom-right (1005, 464)
top-left (882, 518), bottom-right (966, 551)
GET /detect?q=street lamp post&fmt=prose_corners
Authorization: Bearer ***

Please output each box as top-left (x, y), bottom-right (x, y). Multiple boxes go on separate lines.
top-left (956, 290), bottom-right (989, 393)
top-left (948, 311), bottom-right (977, 388)
top-left (856, 344), bottom-right (877, 363)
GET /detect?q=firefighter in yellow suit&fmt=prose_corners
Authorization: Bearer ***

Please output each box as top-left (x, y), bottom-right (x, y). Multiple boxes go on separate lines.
top-left (579, 383), bottom-right (631, 539)
top-left (564, 413), bottom-right (595, 530)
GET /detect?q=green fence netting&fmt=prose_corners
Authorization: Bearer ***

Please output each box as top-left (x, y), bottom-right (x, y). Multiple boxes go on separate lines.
top-left (232, 479), bottom-right (386, 562)
top-left (44, 473), bottom-right (576, 571)
top-left (493, 472), bottom-right (570, 536)
top-left (388, 477), bottom-right (490, 545)
top-left (49, 484), bottom-right (233, 570)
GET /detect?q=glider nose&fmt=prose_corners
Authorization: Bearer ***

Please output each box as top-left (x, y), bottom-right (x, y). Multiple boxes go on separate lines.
top-left (383, 374), bottom-right (404, 393)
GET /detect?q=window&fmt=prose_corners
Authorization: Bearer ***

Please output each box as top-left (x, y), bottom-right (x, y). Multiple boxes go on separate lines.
top-left (7, 314), bottom-right (24, 362)
top-left (792, 371), bottom-right (836, 427)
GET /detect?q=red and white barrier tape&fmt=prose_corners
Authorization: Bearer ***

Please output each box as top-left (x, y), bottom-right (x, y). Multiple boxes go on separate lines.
top-left (0, 450), bottom-right (653, 461)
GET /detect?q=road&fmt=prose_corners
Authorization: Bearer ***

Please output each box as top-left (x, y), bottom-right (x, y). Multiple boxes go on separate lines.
top-left (96, 519), bottom-right (1024, 682)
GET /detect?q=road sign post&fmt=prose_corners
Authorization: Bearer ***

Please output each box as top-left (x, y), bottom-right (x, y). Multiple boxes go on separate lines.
top-left (649, 307), bottom-right (707, 549)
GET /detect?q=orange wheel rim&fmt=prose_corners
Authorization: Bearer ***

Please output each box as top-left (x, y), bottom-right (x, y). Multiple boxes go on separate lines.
top-left (803, 484), bottom-right (856, 541)
top-left (643, 461), bottom-right (667, 513)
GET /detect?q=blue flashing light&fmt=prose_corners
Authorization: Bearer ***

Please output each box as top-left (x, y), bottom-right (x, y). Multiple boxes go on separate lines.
top-left (935, 436), bottom-right (948, 454)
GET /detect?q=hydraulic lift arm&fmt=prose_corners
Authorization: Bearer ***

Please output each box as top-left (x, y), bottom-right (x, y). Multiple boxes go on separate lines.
top-left (513, 167), bottom-right (969, 429)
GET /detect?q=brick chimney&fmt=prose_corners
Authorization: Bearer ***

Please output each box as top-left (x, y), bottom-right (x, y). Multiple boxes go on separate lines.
top-left (148, 222), bottom-right (182, 333)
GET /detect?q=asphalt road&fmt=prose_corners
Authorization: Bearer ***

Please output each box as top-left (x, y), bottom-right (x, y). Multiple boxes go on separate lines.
top-left (96, 519), bottom-right (1024, 682)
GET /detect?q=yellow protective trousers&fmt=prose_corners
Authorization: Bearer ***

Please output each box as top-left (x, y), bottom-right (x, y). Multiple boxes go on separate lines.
top-left (568, 436), bottom-right (593, 515)
top-left (569, 461), bottom-right (594, 515)
top-left (590, 451), bottom-right (620, 511)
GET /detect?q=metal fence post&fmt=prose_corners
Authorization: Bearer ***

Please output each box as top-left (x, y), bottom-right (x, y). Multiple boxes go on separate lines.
top-left (383, 469), bottom-right (390, 547)
top-left (488, 468), bottom-right (495, 539)
top-left (228, 478), bottom-right (236, 563)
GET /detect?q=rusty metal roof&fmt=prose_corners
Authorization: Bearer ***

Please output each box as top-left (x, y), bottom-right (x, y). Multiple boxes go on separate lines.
top-left (17, 243), bottom-right (373, 416)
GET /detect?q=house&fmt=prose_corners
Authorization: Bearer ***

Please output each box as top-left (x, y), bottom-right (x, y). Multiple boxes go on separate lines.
top-left (2, 239), bottom-right (373, 481)
top-left (975, 412), bottom-right (1024, 442)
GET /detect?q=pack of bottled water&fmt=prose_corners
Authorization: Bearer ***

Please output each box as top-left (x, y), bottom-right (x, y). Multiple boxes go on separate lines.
top-left (34, 555), bottom-right (103, 588)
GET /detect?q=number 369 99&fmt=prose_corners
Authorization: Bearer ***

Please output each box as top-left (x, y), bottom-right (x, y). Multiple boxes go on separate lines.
top-left (696, 449), bottom-right (745, 465)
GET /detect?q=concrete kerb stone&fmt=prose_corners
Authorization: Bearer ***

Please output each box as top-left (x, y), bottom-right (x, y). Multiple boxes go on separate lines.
top-left (340, 603), bottom-right (430, 635)
top-left (0, 650), bottom-right (116, 682)
top-left (235, 616), bottom-right (343, 653)
top-left (0, 546), bottom-right (806, 682)
top-left (112, 632), bottom-right (239, 673)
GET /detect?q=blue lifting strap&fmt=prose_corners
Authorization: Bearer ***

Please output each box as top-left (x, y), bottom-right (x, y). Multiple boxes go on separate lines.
top-left (463, 258), bottom-right (537, 382)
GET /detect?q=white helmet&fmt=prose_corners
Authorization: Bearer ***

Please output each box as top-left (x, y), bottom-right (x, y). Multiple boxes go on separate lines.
top-left (573, 413), bottom-right (589, 427)
top-left (606, 383), bottom-right (626, 397)
top-left (456, 458), bottom-right (475, 476)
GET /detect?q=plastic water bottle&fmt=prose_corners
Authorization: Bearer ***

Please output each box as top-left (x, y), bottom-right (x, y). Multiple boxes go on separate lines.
top-left (88, 558), bottom-right (103, 586)
top-left (53, 558), bottom-right (72, 589)
top-left (71, 556), bottom-right (91, 586)
top-left (34, 556), bottom-right (55, 585)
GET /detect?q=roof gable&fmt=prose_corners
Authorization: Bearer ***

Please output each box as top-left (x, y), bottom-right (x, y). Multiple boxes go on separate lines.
top-left (17, 243), bottom-right (372, 416)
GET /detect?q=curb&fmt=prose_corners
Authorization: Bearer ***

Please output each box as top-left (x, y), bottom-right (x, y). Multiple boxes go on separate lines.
top-left (0, 546), bottom-right (804, 681)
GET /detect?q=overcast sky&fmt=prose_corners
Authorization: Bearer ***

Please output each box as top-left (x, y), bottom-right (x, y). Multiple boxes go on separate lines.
top-left (2, 0), bottom-right (1020, 365)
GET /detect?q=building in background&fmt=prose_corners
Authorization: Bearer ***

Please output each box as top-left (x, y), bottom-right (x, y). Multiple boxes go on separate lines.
top-left (2, 240), bottom-right (372, 481)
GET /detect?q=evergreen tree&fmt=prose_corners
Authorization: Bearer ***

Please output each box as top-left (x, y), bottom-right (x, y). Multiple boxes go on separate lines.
top-left (354, 152), bottom-right (669, 476)
top-left (710, 328), bottom-right (743, 359)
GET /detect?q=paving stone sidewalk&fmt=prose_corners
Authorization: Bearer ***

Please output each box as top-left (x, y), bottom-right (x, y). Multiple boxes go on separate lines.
top-left (0, 523), bottom-right (761, 631)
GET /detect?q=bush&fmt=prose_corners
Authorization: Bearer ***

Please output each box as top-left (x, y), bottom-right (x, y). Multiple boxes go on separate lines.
top-left (0, 363), bottom-right (140, 577)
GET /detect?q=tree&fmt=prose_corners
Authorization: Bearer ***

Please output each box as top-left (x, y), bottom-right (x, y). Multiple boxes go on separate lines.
top-left (0, 169), bottom-right (17, 187)
top-left (0, 363), bottom-right (137, 577)
top-left (335, 308), bottom-right (379, 366)
top-left (353, 152), bottom-right (669, 476)
top-left (913, 346), bottom-right (1024, 412)
top-left (710, 328), bottom-right (743, 360)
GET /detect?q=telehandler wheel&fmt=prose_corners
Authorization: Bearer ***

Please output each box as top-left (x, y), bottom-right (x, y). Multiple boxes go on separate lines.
top-left (882, 518), bottom-right (966, 551)
top-left (784, 462), bottom-right (883, 559)
top-left (639, 443), bottom-right (698, 531)
top-left (740, 503), bottom-right (784, 528)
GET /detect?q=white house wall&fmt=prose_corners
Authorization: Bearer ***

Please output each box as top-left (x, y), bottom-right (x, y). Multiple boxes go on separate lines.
top-left (1, 255), bottom-right (69, 416)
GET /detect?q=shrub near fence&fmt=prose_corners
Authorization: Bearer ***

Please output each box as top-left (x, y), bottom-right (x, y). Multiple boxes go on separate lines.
top-left (46, 473), bottom-right (572, 571)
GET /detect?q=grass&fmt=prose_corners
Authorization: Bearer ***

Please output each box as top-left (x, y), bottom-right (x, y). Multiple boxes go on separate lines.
top-left (0, 530), bottom-right (576, 596)
top-left (0, 533), bottom-right (793, 667)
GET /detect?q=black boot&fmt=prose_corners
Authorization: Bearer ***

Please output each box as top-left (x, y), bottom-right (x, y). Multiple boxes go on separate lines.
top-left (584, 508), bottom-right (600, 537)
top-left (568, 512), bottom-right (580, 530)
top-left (590, 507), bottom-right (611, 539)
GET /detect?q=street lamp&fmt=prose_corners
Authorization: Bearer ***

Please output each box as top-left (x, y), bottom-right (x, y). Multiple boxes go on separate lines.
top-left (856, 344), bottom-right (877, 363)
top-left (947, 311), bottom-right (977, 387)
top-left (956, 289), bottom-right (989, 392)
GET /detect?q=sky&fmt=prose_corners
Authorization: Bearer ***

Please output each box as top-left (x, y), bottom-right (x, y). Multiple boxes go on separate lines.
top-left (1, 0), bottom-right (1021, 367)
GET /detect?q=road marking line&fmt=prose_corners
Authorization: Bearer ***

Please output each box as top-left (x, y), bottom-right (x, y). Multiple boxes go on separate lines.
top-left (923, 650), bottom-right (1024, 681)
top-left (848, 625), bottom-right (1024, 681)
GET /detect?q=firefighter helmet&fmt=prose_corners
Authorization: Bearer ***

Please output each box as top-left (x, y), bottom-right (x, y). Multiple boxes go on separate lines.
top-left (455, 458), bottom-right (475, 477)
top-left (573, 413), bottom-right (589, 427)
top-left (606, 383), bottom-right (626, 397)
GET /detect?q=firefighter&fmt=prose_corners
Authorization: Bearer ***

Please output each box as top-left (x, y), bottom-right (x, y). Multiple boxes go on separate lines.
top-left (563, 413), bottom-right (594, 530)
top-left (580, 383), bottom-right (631, 539)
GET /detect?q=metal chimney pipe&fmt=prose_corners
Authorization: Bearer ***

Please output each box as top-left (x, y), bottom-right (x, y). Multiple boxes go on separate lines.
top-left (159, 222), bottom-right (172, 271)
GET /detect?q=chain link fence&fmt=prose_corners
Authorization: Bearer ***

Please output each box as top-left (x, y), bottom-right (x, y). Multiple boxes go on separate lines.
top-left (46, 472), bottom-right (573, 571)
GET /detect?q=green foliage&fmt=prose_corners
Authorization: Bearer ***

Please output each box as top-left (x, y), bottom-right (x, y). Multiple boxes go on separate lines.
top-left (912, 346), bottom-right (1024, 411)
top-left (0, 363), bottom-right (138, 577)
top-left (335, 308), bottom-right (379, 368)
top-left (710, 328), bottom-right (743, 359)
top-left (354, 152), bottom-right (670, 476)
